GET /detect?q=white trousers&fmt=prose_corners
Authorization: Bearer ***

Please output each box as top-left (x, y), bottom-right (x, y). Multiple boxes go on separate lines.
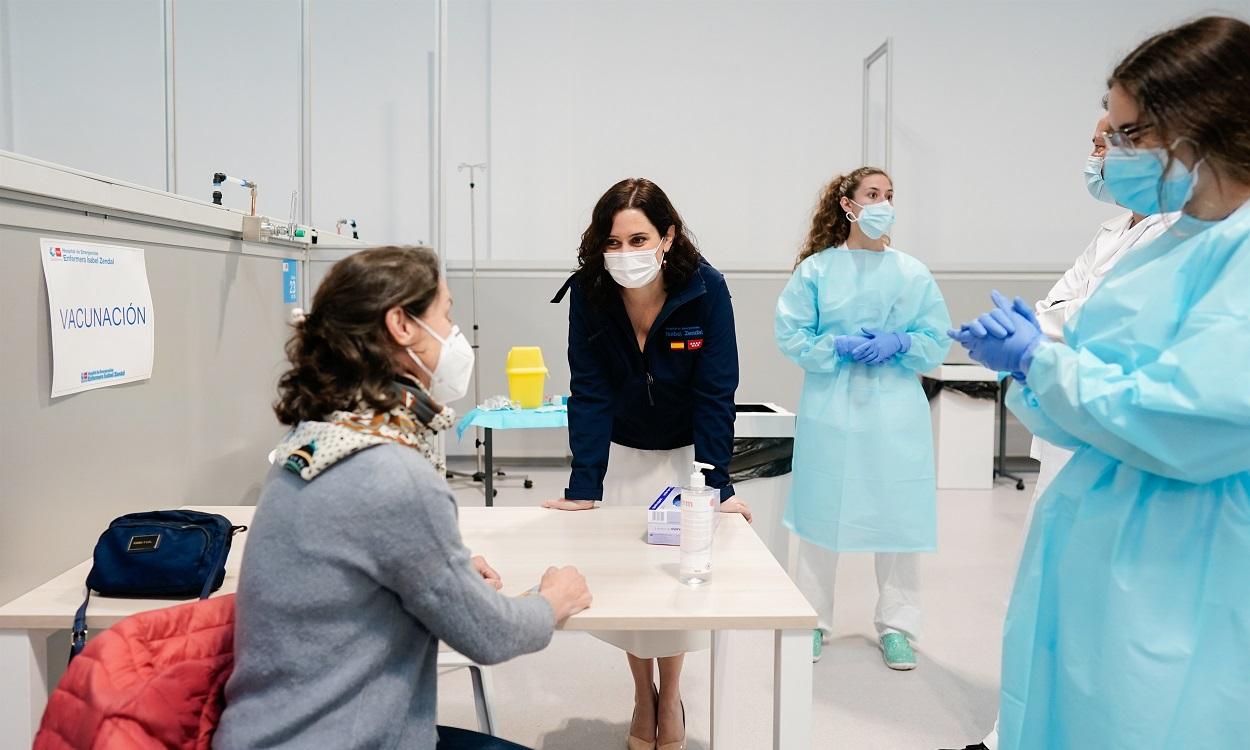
top-left (794, 539), bottom-right (922, 642)
top-left (593, 442), bottom-right (711, 659)
top-left (982, 438), bottom-right (1075, 749)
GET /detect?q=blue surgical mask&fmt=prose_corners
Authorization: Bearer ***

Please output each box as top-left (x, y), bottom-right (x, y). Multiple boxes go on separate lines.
top-left (1083, 155), bottom-right (1119, 205)
top-left (1103, 143), bottom-right (1201, 216)
top-left (847, 199), bottom-right (895, 240)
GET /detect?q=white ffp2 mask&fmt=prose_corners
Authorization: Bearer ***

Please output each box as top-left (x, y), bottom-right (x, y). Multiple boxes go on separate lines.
top-left (407, 317), bottom-right (475, 404)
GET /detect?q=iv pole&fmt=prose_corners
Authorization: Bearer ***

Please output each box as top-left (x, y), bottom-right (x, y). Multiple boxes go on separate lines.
top-left (458, 162), bottom-right (487, 480)
top-left (447, 162), bottom-right (532, 498)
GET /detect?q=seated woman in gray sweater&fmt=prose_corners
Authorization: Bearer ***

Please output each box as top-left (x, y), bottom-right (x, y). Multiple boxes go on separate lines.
top-left (214, 246), bottom-right (591, 750)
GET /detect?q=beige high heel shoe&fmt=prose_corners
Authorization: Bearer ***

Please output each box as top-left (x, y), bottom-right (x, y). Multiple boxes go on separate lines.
top-left (657, 699), bottom-right (686, 750)
top-left (627, 684), bottom-right (658, 750)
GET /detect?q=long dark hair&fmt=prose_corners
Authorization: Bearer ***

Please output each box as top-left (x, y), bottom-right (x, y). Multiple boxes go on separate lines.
top-left (796, 167), bottom-right (890, 268)
top-left (274, 246), bottom-right (441, 425)
top-left (574, 178), bottom-right (702, 307)
top-left (1110, 16), bottom-right (1250, 186)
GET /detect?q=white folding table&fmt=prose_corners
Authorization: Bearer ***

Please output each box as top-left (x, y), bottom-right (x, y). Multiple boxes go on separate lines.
top-left (0, 505), bottom-right (817, 749)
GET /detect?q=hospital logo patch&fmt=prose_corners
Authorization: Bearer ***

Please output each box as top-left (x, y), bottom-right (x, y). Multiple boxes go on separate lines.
top-left (688, 339), bottom-right (704, 351)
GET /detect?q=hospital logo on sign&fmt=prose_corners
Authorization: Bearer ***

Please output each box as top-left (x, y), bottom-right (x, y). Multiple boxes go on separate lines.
top-left (49, 246), bottom-right (63, 259)
top-left (79, 368), bottom-right (126, 384)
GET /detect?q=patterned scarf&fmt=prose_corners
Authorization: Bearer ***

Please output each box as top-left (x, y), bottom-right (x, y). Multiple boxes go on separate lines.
top-left (274, 378), bottom-right (457, 481)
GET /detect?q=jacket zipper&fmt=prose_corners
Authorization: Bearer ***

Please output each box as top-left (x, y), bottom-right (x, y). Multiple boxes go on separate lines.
top-left (627, 281), bottom-right (707, 410)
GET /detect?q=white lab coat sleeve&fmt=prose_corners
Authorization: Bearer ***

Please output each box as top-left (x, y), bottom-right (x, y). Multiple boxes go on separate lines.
top-left (1034, 230), bottom-right (1101, 342)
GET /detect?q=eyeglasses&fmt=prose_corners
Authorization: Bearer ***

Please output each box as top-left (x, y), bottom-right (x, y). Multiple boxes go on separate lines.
top-left (1102, 123), bottom-right (1155, 154)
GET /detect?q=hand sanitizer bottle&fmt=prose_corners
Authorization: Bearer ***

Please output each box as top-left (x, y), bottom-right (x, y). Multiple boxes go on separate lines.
top-left (679, 461), bottom-right (717, 586)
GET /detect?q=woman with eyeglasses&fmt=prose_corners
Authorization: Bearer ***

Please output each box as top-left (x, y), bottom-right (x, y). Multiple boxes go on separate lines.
top-left (950, 16), bottom-right (1250, 749)
top-left (944, 108), bottom-right (1186, 750)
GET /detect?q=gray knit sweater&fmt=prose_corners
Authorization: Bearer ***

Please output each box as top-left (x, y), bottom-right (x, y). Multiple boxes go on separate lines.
top-left (213, 444), bottom-right (555, 749)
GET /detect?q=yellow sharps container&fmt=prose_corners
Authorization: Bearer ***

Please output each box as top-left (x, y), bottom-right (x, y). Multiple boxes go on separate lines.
top-left (506, 346), bottom-right (548, 409)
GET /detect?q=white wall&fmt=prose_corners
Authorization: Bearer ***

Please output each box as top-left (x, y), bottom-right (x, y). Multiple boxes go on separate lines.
top-left (0, 0), bottom-right (17, 151)
top-left (487, 0), bottom-right (856, 270)
top-left (0, 0), bottom-right (438, 243)
top-left (875, 0), bottom-right (1237, 272)
top-left (4, 0), bottom-right (167, 188)
top-left (174, 0), bottom-right (303, 217)
top-left (481, 0), bottom-right (1239, 271)
top-left (309, 0), bottom-right (437, 244)
top-left (443, 0), bottom-right (492, 262)
top-left (4, 0), bottom-right (1234, 264)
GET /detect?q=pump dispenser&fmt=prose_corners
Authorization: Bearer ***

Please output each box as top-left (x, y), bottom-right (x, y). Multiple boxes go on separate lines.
top-left (679, 461), bottom-right (717, 585)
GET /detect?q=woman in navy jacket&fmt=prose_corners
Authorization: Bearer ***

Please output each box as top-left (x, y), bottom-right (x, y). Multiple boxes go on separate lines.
top-left (548, 178), bottom-right (749, 750)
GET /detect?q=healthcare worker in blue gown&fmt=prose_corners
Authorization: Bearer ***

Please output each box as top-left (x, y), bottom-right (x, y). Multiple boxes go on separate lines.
top-left (952, 16), bottom-right (1250, 750)
top-left (775, 166), bottom-right (951, 670)
top-left (943, 109), bottom-right (1185, 750)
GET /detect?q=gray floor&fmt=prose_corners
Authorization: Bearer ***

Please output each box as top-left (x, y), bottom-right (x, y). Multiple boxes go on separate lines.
top-left (436, 461), bottom-right (1036, 749)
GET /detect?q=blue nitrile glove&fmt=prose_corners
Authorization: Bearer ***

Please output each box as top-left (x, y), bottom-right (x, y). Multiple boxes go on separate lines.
top-left (852, 328), bottom-right (912, 365)
top-left (948, 323), bottom-right (979, 346)
top-left (949, 291), bottom-right (1038, 345)
top-left (835, 334), bottom-right (871, 358)
top-left (966, 305), bottom-right (1017, 338)
top-left (947, 322), bottom-right (1028, 381)
top-left (956, 291), bottom-right (1043, 376)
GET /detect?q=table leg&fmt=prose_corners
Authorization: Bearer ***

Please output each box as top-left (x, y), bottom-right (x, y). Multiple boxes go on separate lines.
top-left (0, 629), bottom-right (53, 748)
top-left (484, 428), bottom-right (494, 507)
top-left (710, 630), bottom-right (742, 749)
top-left (995, 380), bottom-right (1025, 490)
top-left (786, 531), bottom-right (801, 580)
top-left (773, 628), bottom-right (812, 749)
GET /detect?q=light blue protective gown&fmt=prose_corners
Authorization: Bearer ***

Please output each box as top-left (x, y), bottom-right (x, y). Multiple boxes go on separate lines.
top-left (775, 247), bottom-right (951, 552)
top-left (1000, 200), bottom-right (1250, 749)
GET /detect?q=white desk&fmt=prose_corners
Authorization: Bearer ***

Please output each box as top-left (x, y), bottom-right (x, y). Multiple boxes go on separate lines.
top-left (0, 505), bottom-right (816, 749)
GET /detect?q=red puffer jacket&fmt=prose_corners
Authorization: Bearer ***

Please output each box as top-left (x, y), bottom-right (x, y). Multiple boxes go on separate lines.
top-left (34, 594), bottom-right (236, 750)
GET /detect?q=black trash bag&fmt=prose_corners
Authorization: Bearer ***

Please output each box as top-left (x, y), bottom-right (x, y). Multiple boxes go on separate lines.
top-left (921, 377), bottom-right (1000, 402)
top-left (729, 437), bottom-right (793, 483)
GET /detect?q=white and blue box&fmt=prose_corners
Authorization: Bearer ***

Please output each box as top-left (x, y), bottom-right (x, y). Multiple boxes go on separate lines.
top-left (647, 486), bottom-right (682, 546)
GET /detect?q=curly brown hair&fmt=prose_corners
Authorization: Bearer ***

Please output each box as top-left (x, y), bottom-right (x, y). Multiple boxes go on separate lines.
top-left (274, 245), bottom-right (441, 426)
top-left (574, 178), bottom-right (703, 308)
top-left (795, 167), bottom-right (891, 268)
